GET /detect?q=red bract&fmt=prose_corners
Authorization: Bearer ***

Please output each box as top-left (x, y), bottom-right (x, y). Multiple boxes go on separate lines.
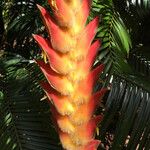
top-left (33, 0), bottom-right (107, 149)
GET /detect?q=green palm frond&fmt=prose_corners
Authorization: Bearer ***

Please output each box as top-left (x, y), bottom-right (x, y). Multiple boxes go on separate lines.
top-left (3, 0), bottom-right (50, 58)
top-left (113, 0), bottom-right (150, 46)
top-left (99, 74), bottom-right (150, 150)
top-left (128, 0), bottom-right (150, 16)
top-left (95, 1), bottom-right (150, 149)
top-left (129, 46), bottom-right (150, 78)
top-left (130, 0), bottom-right (150, 7)
top-left (0, 55), bottom-right (61, 150)
top-left (114, 0), bottom-right (150, 17)
top-left (91, 0), bottom-right (132, 80)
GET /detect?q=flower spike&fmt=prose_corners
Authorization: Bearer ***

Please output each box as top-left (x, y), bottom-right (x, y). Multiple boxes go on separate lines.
top-left (34, 0), bottom-right (106, 149)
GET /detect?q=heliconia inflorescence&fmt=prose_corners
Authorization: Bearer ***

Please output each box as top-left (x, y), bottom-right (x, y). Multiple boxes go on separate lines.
top-left (33, 0), bottom-right (107, 150)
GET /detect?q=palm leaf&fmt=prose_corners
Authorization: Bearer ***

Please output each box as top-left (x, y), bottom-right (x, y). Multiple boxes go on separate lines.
top-left (0, 55), bottom-right (61, 150)
top-left (3, 0), bottom-right (51, 58)
top-left (99, 74), bottom-right (150, 150)
top-left (113, 0), bottom-right (150, 46)
top-left (128, 0), bottom-right (150, 16)
top-left (91, 0), bottom-right (132, 83)
top-left (129, 45), bottom-right (150, 78)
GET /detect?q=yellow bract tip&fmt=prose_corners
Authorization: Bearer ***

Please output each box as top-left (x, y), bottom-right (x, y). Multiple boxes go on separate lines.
top-left (96, 127), bottom-right (99, 136)
top-left (41, 51), bottom-right (48, 63)
top-left (50, 0), bottom-right (58, 10)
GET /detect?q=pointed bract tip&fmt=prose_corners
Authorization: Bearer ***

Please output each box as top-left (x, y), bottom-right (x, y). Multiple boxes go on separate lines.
top-left (36, 4), bottom-right (47, 16)
top-left (36, 4), bottom-right (42, 10)
top-left (84, 140), bottom-right (101, 150)
top-left (32, 33), bottom-right (36, 37)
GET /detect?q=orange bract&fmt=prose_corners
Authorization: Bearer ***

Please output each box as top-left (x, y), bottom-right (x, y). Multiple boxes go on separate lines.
top-left (33, 0), bottom-right (107, 149)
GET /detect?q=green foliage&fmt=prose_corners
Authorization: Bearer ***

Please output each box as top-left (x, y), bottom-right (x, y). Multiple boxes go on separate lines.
top-left (113, 0), bottom-right (150, 46)
top-left (0, 55), bottom-right (61, 150)
top-left (92, 0), bottom-right (132, 80)
top-left (129, 46), bottom-right (150, 78)
top-left (100, 75), bottom-right (150, 150)
top-left (91, 0), bottom-right (150, 149)
top-left (2, 0), bottom-right (51, 58)
top-left (1, 0), bottom-right (150, 149)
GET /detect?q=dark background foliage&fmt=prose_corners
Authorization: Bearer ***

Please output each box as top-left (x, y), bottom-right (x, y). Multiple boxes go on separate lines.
top-left (0, 0), bottom-right (150, 149)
